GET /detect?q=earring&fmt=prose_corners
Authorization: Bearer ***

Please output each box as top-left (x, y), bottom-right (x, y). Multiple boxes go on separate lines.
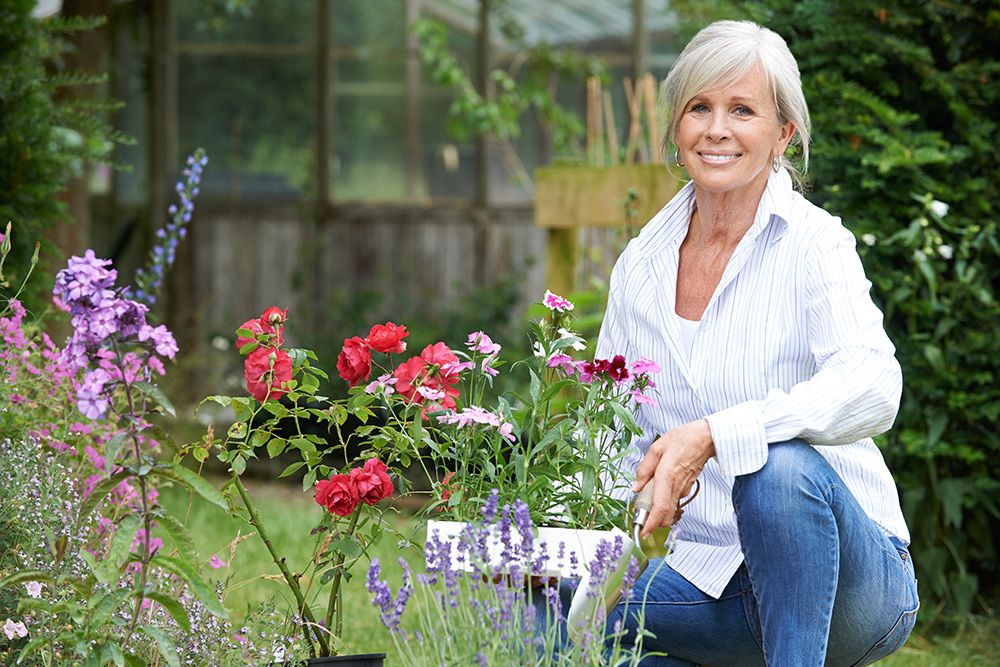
top-left (772, 156), bottom-right (782, 173)
top-left (674, 149), bottom-right (685, 167)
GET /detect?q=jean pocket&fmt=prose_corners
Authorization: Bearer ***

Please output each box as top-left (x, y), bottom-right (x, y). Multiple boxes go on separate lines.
top-left (850, 604), bottom-right (919, 667)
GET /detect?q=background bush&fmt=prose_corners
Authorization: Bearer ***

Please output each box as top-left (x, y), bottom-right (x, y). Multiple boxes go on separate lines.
top-left (674, 0), bottom-right (1000, 615)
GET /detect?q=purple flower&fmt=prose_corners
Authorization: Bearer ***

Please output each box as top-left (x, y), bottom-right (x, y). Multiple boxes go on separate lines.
top-left (622, 556), bottom-right (641, 598)
top-left (542, 290), bottom-right (574, 313)
top-left (139, 324), bottom-right (178, 359)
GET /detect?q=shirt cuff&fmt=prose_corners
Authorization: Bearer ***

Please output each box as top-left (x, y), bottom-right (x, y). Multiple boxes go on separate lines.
top-left (705, 402), bottom-right (768, 477)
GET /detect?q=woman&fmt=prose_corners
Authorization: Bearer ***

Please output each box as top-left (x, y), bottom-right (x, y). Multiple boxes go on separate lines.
top-left (598, 21), bottom-right (918, 666)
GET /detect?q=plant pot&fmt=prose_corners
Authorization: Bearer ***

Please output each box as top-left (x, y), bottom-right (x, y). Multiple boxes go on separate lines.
top-left (282, 653), bottom-right (385, 667)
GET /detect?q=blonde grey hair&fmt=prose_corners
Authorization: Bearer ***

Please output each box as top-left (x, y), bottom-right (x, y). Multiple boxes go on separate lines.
top-left (661, 20), bottom-right (811, 183)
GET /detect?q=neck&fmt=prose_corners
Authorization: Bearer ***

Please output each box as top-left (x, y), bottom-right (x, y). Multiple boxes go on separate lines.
top-left (688, 176), bottom-right (769, 247)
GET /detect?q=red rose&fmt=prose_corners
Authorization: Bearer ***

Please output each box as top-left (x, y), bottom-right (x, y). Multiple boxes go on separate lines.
top-left (244, 347), bottom-right (293, 402)
top-left (336, 336), bottom-right (372, 386)
top-left (236, 318), bottom-right (283, 352)
top-left (393, 356), bottom-right (427, 402)
top-left (365, 322), bottom-right (409, 354)
top-left (260, 306), bottom-right (288, 327)
top-left (350, 458), bottom-right (394, 505)
top-left (315, 474), bottom-right (360, 516)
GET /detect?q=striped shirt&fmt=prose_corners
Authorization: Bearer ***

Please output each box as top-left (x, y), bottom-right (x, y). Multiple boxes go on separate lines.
top-left (595, 168), bottom-right (910, 598)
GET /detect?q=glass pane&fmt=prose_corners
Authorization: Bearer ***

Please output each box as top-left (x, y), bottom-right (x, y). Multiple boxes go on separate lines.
top-left (333, 0), bottom-right (406, 51)
top-left (177, 0), bottom-right (316, 45)
top-left (114, 12), bottom-right (149, 206)
top-left (178, 54), bottom-right (317, 198)
top-left (421, 91), bottom-right (477, 201)
top-left (332, 91), bottom-right (409, 201)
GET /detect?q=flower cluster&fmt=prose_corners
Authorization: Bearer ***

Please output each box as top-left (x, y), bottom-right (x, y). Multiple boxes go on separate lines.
top-left (336, 321), bottom-right (410, 386)
top-left (314, 458), bottom-right (394, 516)
top-left (51, 250), bottom-right (178, 419)
top-left (131, 149), bottom-right (208, 305)
top-left (236, 306), bottom-right (292, 402)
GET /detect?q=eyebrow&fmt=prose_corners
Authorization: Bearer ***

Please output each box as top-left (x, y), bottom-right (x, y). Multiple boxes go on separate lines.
top-left (689, 94), bottom-right (761, 104)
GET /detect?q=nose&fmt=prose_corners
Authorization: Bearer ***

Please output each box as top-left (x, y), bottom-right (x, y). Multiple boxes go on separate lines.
top-left (706, 109), bottom-right (731, 141)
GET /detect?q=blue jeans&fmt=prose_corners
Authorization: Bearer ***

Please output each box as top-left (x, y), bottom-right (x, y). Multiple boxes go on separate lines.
top-left (606, 441), bottom-right (919, 666)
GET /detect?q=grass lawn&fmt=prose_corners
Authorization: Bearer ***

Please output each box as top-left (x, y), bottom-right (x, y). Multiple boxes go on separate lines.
top-left (162, 478), bottom-right (999, 665)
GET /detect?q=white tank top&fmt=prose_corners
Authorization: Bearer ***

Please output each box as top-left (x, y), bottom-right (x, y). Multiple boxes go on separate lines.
top-left (677, 314), bottom-right (700, 362)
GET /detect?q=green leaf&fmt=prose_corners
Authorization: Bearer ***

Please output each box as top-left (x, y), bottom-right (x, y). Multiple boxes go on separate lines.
top-left (133, 381), bottom-right (176, 417)
top-left (609, 400), bottom-right (640, 434)
top-left (95, 514), bottom-right (141, 584)
top-left (141, 626), bottom-right (181, 667)
top-left (201, 395), bottom-right (232, 408)
top-left (278, 461), bottom-right (305, 478)
top-left (923, 344), bottom-right (947, 376)
top-left (267, 438), bottom-right (287, 458)
top-left (101, 642), bottom-right (126, 667)
top-left (231, 455), bottom-right (246, 475)
top-left (80, 470), bottom-right (132, 519)
top-left (155, 511), bottom-right (198, 562)
top-left (327, 538), bottom-right (363, 560)
top-left (0, 569), bottom-right (51, 592)
top-left (151, 555), bottom-right (228, 619)
top-left (156, 463), bottom-right (227, 511)
top-left (290, 437), bottom-right (317, 457)
top-left (103, 433), bottom-right (128, 469)
top-left (144, 592), bottom-right (191, 633)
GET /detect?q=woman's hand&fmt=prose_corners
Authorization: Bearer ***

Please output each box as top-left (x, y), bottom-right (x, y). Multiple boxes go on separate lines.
top-left (633, 419), bottom-right (715, 537)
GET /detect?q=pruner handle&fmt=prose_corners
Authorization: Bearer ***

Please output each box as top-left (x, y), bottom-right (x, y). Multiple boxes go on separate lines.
top-left (632, 479), bottom-right (700, 530)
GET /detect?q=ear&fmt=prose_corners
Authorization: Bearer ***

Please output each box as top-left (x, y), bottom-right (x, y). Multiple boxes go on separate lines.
top-left (775, 120), bottom-right (796, 156)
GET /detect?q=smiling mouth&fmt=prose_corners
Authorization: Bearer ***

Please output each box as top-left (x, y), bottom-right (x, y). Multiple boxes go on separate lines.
top-left (700, 153), bottom-right (741, 162)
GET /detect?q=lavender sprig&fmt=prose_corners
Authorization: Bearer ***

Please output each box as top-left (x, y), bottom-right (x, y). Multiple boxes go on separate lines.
top-left (131, 148), bottom-right (208, 306)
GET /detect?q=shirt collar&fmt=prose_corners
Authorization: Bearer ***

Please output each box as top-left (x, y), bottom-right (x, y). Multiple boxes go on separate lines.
top-left (633, 168), bottom-right (796, 258)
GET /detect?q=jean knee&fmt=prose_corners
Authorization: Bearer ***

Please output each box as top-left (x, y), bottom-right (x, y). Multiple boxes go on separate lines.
top-left (731, 441), bottom-right (832, 517)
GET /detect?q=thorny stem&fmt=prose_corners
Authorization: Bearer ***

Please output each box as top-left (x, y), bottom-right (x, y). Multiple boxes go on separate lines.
top-left (231, 474), bottom-right (329, 656)
top-left (324, 507), bottom-right (363, 644)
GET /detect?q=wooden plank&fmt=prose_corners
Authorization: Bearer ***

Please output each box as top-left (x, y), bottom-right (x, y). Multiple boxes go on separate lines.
top-left (534, 164), bottom-right (684, 229)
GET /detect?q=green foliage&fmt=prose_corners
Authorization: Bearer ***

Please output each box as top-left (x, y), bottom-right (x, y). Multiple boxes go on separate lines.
top-left (0, 1), bottom-right (129, 308)
top-left (673, 0), bottom-right (1000, 613)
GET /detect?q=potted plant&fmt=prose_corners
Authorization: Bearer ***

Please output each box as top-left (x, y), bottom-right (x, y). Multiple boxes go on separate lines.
top-left (331, 290), bottom-right (667, 634)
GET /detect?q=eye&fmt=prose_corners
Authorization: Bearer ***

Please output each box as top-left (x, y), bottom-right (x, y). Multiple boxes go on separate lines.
top-left (688, 102), bottom-right (709, 113)
top-left (733, 105), bottom-right (754, 116)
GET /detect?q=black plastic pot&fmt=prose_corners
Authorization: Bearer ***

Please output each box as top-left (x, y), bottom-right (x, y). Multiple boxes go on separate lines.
top-left (303, 654), bottom-right (385, 667)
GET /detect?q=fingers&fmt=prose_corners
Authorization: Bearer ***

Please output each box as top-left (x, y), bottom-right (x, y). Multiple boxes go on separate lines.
top-left (632, 438), bottom-right (664, 492)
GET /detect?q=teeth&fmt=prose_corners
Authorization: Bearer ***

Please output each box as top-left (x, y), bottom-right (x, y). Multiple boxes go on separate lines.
top-left (702, 154), bottom-right (740, 162)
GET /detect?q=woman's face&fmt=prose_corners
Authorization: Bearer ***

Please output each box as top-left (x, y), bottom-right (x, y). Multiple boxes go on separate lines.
top-left (675, 66), bottom-right (794, 198)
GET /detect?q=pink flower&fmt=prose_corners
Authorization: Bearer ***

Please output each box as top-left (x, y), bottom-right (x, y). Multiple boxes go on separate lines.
top-left (210, 555), bottom-right (226, 569)
top-left (336, 336), bottom-right (372, 386)
top-left (350, 459), bottom-right (394, 505)
top-left (365, 373), bottom-right (397, 395)
top-left (24, 581), bottom-right (43, 599)
top-left (315, 474), bottom-right (360, 516)
top-left (3, 618), bottom-right (28, 640)
top-left (481, 358), bottom-right (499, 377)
top-left (542, 290), bottom-right (574, 313)
top-left (417, 385), bottom-right (446, 401)
top-left (466, 331), bottom-right (501, 355)
top-left (631, 358), bottom-right (661, 375)
top-left (259, 306), bottom-right (288, 327)
top-left (546, 353), bottom-right (576, 374)
top-left (441, 360), bottom-right (475, 375)
top-left (244, 347), bottom-right (293, 402)
top-left (631, 390), bottom-right (655, 405)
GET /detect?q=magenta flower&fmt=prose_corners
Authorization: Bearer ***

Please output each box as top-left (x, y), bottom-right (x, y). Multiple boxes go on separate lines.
top-left (546, 353), bottom-right (576, 374)
top-left (466, 331), bottom-right (502, 355)
top-left (631, 389), bottom-right (655, 405)
top-left (631, 358), bottom-right (661, 375)
top-left (542, 290), bottom-right (574, 313)
top-left (210, 555), bottom-right (226, 569)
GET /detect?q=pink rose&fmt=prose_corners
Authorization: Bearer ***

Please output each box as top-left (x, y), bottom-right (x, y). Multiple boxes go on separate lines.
top-left (315, 474), bottom-right (360, 516)
top-left (365, 322), bottom-right (409, 354)
top-left (393, 356), bottom-right (428, 402)
top-left (350, 459), bottom-right (394, 505)
top-left (244, 347), bottom-right (293, 402)
top-left (337, 336), bottom-right (372, 386)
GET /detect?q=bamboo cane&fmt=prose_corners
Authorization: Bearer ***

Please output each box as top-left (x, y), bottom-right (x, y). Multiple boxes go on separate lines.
top-left (603, 89), bottom-right (619, 166)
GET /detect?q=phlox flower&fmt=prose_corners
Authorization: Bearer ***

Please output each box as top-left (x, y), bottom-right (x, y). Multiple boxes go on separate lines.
top-left (3, 618), bottom-right (28, 640)
top-left (542, 290), bottom-right (574, 313)
top-left (24, 581), bottom-right (43, 599)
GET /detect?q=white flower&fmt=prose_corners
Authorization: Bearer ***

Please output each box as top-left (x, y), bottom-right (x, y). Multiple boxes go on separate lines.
top-left (937, 244), bottom-right (953, 259)
top-left (24, 581), bottom-right (42, 599)
top-left (913, 250), bottom-right (927, 262)
top-left (532, 341), bottom-right (546, 358)
top-left (928, 199), bottom-right (949, 218)
top-left (557, 327), bottom-right (587, 351)
top-left (861, 233), bottom-right (877, 247)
